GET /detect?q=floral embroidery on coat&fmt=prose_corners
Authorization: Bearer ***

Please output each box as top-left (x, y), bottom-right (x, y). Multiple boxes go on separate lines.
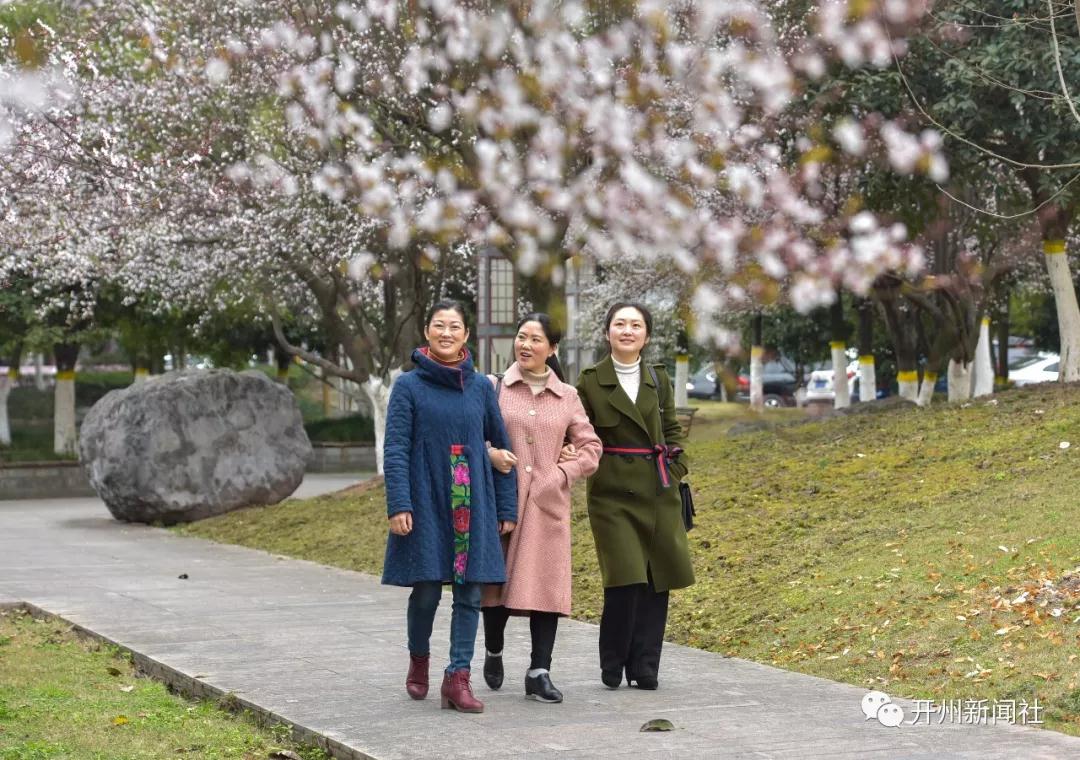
top-left (449, 444), bottom-right (471, 583)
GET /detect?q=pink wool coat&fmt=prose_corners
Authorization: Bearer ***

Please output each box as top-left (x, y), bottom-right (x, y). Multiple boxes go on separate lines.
top-left (483, 363), bottom-right (601, 615)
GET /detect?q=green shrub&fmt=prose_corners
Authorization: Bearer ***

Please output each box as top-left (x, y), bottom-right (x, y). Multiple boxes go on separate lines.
top-left (304, 413), bottom-right (374, 443)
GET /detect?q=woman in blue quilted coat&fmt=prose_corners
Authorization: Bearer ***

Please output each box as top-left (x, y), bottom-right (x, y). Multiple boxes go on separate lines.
top-left (382, 299), bottom-right (517, 714)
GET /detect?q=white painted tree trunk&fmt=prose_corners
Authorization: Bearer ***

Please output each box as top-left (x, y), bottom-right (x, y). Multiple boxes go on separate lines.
top-left (674, 354), bottom-right (689, 408)
top-left (361, 370), bottom-right (402, 475)
top-left (1044, 240), bottom-right (1080, 381)
top-left (54, 374), bottom-right (77, 456)
top-left (34, 353), bottom-right (45, 390)
top-left (972, 318), bottom-right (993, 397)
top-left (749, 345), bottom-right (764, 411)
top-left (831, 342), bottom-right (850, 409)
top-left (0, 372), bottom-right (13, 446)
top-left (898, 371), bottom-right (919, 402)
top-left (947, 360), bottom-right (972, 402)
top-left (916, 371), bottom-right (937, 407)
top-left (858, 356), bottom-right (875, 403)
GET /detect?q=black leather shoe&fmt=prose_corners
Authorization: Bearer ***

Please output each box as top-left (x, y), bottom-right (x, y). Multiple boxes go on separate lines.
top-left (525, 672), bottom-right (563, 703)
top-left (601, 669), bottom-right (622, 689)
top-left (483, 653), bottom-right (504, 690)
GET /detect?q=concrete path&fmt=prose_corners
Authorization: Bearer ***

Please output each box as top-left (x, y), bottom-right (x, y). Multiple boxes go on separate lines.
top-left (2, 475), bottom-right (1079, 759)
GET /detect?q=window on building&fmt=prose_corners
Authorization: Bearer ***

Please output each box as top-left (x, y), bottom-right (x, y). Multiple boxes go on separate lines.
top-left (490, 258), bottom-right (515, 324)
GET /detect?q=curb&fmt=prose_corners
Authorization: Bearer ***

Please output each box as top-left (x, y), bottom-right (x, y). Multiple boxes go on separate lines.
top-left (7, 601), bottom-right (376, 760)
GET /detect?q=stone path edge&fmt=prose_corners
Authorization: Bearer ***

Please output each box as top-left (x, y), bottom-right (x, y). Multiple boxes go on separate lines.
top-left (3, 600), bottom-right (373, 760)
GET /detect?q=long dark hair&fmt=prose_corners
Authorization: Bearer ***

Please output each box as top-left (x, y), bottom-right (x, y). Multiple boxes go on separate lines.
top-left (516, 312), bottom-right (565, 382)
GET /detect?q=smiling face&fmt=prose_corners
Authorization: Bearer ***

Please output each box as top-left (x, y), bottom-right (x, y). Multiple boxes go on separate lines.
top-left (424, 308), bottom-right (469, 363)
top-left (607, 306), bottom-right (649, 363)
top-left (515, 320), bottom-right (555, 374)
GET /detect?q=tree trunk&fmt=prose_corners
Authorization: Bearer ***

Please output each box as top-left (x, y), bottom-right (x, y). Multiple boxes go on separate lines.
top-left (947, 359), bottom-right (972, 402)
top-left (33, 352), bottom-right (45, 390)
top-left (361, 370), bottom-right (401, 475)
top-left (750, 313), bottom-right (763, 411)
top-left (275, 347), bottom-right (292, 384)
top-left (916, 369), bottom-right (937, 407)
top-left (674, 353), bottom-right (689, 408)
top-left (1, 344), bottom-right (22, 446)
top-left (876, 289), bottom-right (919, 402)
top-left (830, 342), bottom-right (849, 408)
top-left (53, 342), bottom-right (79, 456)
top-left (1042, 238), bottom-right (1080, 381)
top-left (856, 299), bottom-right (875, 403)
top-left (995, 299), bottom-right (1010, 387)
top-left (0, 369), bottom-right (13, 447)
top-left (972, 318), bottom-right (993, 397)
top-left (830, 298), bottom-right (850, 409)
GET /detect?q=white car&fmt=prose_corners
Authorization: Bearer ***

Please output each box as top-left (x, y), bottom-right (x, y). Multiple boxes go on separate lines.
top-left (803, 361), bottom-right (859, 403)
top-left (1010, 353), bottom-right (1059, 386)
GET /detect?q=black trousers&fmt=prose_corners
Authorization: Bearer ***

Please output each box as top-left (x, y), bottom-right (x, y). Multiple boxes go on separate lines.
top-left (482, 605), bottom-right (559, 671)
top-left (598, 571), bottom-right (669, 680)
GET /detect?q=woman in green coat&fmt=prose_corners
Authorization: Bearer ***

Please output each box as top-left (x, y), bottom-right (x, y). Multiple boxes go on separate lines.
top-left (576, 302), bottom-right (694, 690)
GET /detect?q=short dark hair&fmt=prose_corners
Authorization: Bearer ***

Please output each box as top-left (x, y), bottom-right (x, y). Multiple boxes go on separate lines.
top-left (425, 299), bottom-right (469, 330)
top-left (603, 302), bottom-right (653, 336)
top-left (516, 312), bottom-right (565, 381)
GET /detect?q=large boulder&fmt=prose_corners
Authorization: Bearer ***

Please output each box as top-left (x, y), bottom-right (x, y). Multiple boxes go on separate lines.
top-left (79, 369), bottom-right (312, 524)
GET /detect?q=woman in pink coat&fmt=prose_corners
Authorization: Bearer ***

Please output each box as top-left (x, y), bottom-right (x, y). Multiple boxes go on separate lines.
top-left (482, 313), bottom-right (601, 704)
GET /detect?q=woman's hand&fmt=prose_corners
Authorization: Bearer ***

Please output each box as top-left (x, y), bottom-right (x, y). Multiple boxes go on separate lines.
top-left (489, 447), bottom-right (518, 474)
top-left (558, 443), bottom-right (578, 463)
top-left (499, 520), bottom-right (516, 535)
top-left (389, 512), bottom-right (413, 536)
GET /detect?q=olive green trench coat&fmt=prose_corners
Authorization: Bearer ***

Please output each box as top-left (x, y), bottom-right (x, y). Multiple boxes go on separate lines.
top-left (576, 357), bottom-right (695, 592)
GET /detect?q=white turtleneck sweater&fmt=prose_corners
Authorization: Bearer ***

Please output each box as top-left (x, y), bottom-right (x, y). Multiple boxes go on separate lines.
top-left (612, 356), bottom-right (642, 403)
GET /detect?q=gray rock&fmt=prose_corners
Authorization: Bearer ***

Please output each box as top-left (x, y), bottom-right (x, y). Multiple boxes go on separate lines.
top-left (79, 369), bottom-right (311, 524)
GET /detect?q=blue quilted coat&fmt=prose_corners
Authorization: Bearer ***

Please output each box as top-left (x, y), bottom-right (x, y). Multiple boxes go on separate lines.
top-left (381, 348), bottom-right (517, 586)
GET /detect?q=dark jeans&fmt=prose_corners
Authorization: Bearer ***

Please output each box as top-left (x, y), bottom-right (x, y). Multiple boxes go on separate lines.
top-left (407, 581), bottom-right (482, 673)
top-left (482, 605), bottom-right (559, 671)
top-left (598, 570), bottom-right (669, 680)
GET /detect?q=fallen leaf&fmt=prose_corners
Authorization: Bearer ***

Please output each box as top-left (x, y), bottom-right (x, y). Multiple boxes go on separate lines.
top-left (120, 685), bottom-right (135, 693)
top-left (640, 718), bottom-right (675, 732)
top-left (112, 715), bottom-right (129, 726)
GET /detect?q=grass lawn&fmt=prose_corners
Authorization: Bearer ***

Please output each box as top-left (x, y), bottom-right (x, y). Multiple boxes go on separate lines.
top-left (179, 384), bottom-right (1080, 736)
top-left (0, 608), bottom-right (328, 760)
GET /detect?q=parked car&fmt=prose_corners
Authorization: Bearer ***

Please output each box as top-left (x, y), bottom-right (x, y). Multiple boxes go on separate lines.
top-left (804, 363), bottom-right (857, 404)
top-left (686, 365), bottom-right (721, 400)
top-left (1010, 353), bottom-right (1060, 386)
top-left (686, 362), bottom-right (799, 406)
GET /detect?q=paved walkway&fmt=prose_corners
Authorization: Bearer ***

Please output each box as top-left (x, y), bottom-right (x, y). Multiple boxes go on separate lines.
top-left (2, 475), bottom-right (1079, 759)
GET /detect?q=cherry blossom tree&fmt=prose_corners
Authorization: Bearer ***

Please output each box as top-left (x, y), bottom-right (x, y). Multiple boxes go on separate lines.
top-left (2, 0), bottom-right (954, 459)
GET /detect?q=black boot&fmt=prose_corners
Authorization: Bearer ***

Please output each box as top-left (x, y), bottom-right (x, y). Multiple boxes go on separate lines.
top-left (525, 671), bottom-right (563, 703)
top-left (601, 669), bottom-right (622, 689)
top-left (483, 652), bottom-right (504, 690)
top-left (626, 667), bottom-right (658, 690)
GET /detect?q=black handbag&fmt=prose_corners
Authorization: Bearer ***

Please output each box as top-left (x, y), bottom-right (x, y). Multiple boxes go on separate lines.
top-left (647, 365), bottom-right (696, 532)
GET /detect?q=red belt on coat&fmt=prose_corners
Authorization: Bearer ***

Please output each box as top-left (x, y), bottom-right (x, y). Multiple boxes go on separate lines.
top-left (601, 444), bottom-right (682, 488)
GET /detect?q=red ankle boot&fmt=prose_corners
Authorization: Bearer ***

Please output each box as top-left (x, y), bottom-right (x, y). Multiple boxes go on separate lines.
top-left (440, 669), bottom-right (484, 713)
top-left (406, 653), bottom-right (429, 700)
